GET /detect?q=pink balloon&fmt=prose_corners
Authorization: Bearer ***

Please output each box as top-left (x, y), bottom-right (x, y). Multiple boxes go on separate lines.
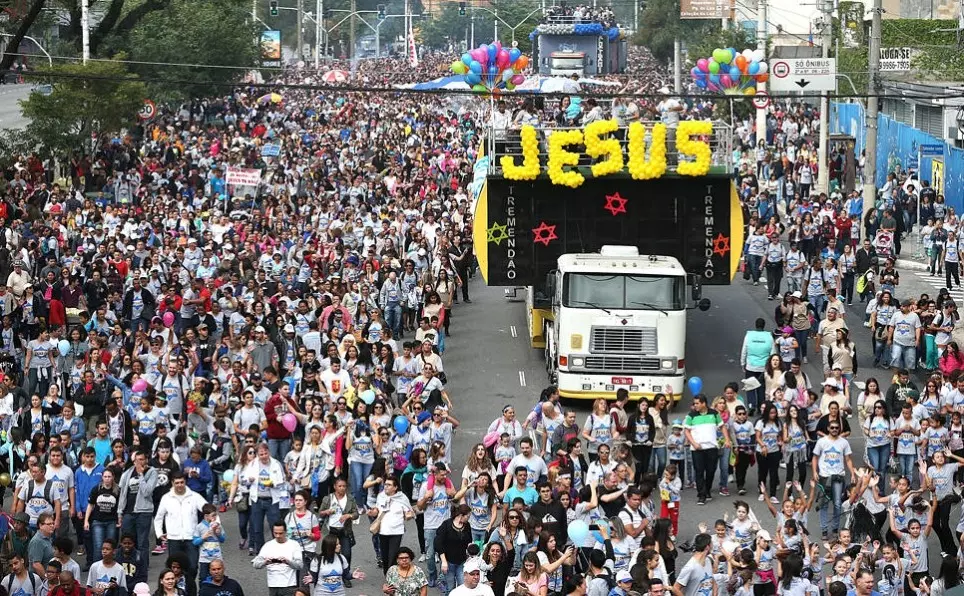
top-left (496, 49), bottom-right (511, 70)
top-left (510, 74), bottom-right (525, 86)
top-left (132, 379), bottom-right (148, 393)
top-left (720, 74), bottom-right (733, 88)
top-left (696, 58), bottom-right (709, 73)
top-left (282, 413), bottom-right (297, 432)
top-left (162, 312), bottom-right (175, 327)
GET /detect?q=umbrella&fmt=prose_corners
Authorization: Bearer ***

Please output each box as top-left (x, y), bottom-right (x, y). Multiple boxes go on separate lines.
top-left (321, 69), bottom-right (350, 83)
top-left (257, 93), bottom-right (283, 105)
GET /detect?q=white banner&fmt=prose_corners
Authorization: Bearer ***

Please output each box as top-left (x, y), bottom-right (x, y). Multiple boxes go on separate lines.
top-left (225, 167), bottom-right (263, 187)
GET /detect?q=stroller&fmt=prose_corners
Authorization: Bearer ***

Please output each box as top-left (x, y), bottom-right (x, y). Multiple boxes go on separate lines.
top-left (874, 229), bottom-right (894, 260)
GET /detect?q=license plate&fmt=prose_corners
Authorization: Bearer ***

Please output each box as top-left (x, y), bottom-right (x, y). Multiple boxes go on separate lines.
top-left (611, 377), bottom-right (632, 385)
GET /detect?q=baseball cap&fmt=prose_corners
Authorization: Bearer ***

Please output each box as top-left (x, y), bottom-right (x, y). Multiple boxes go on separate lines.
top-left (616, 571), bottom-right (633, 584)
top-left (254, 325), bottom-right (266, 333)
top-left (791, 291), bottom-right (802, 298)
top-left (250, 372), bottom-right (262, 381)
top-left (284, 324), bottom-right (295, 333)
top-left (464, 560), bottom-right (481, 574)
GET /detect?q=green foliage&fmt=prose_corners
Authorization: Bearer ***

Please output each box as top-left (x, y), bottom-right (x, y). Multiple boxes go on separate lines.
top-left (20, 59), bottom-right (146, 158)
top-left (687, 27), bottom-right (757, 64)
top-left (122, 0), bottom-right (260, 100)
top-left (419, 0), bottom-right (538, 51)
top-left (634, 0), bottom-right (702, 63)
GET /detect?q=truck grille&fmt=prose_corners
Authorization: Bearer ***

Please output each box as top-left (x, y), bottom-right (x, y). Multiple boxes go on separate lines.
top-left (584, 356), bottom-right (662, 371)
top-left (589, 327), bottom-right (658, 353)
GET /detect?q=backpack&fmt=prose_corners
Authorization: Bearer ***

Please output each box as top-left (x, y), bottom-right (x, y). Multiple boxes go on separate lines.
top-left (3, 571), bottom-right (39, 595)
top-left (592, 571), bottom-right (617, 592)
top-left (24, 480), bottom-right (55, 518)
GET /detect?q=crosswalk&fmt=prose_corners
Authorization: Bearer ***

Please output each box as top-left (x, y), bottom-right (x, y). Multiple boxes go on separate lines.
top-left (911, 270), bottom-right (964, 303)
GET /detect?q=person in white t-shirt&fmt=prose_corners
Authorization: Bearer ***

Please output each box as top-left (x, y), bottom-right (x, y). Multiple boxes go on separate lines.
top-left (320, 358), bottom-right (353, 400)
top-left (448, 559), bottom-right (495, 596)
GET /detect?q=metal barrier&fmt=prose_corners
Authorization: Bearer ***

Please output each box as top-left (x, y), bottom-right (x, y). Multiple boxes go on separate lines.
top-left (486, 121), bottom-right (734, 174)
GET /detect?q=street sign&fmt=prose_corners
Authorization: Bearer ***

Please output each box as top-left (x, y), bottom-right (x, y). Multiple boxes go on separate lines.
top-left (769, 58), bottom-right (836, 92)
top-left (137, 99), bottom-right (156, 121)
top-left (879, 47), bottom-right (913, 72)
top-left (751, 90), bottom-right (769, 110)
top-left (680, 0), bottom-right (725, 19)
top-left (920, 144), bottom-right (944, 158)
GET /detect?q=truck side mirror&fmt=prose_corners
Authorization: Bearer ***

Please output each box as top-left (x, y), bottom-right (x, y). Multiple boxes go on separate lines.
top-left (690, 275), bottom-right (703, 302)
top-left (546, 270), bottom-right (558, 306)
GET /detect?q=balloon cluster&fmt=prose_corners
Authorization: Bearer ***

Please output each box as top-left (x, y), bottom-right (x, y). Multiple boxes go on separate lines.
top-left (627, 122), bottom-right (667, 180)
top-left (451, 42), bottom-right (528, 93)
top-left (691, 47), bottom-right (768, 95)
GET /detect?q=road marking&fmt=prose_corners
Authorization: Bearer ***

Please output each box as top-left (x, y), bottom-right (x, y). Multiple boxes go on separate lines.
top-left (519, 371), bottom-right (526, 386)
top-left (510, 325), bottom-right (517, 338)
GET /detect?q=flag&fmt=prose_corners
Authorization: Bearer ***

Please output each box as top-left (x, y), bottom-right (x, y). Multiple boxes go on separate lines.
top-left (808, 23), bottom-right (814, 46)
top-left (407, 19), bottom-right (419, 68)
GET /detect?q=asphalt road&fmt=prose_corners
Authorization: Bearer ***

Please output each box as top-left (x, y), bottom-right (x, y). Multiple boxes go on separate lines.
top-left (6, 270), bottom-right (951, 594)
top-left (0, 84), bottom-right (35, 130)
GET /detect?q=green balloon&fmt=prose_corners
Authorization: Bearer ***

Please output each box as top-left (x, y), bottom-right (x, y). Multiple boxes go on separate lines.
top-left (708, 60), bottom-right (720, 74)
top-left (472, 83), bottom-right (488, 92)
top-left (713, 49), bottom-right (729, 64)
top-left (451, 61), bottom-right (468, 74)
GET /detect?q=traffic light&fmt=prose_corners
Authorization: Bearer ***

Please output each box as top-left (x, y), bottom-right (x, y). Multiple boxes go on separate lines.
top-left (269, 0), bottom-right (279, 15)
top-left (377, 3), bottom-right (386, 18)
top-left (459, 1), bottom-right (466, 15)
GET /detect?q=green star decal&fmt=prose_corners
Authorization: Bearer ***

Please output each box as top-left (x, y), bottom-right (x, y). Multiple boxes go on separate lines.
top-left (487, 221), bottom-right (509, 246)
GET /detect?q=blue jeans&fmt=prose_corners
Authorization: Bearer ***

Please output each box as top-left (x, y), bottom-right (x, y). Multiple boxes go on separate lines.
top-left (818, 476), bottom-right (845, 535)
top-left (891, 344), bottom-right (916, 370)
top-left (471, 528), bottom-right (488, 543)
top-left (425, 527), bottom-right (439, 583)
top-left (237, 505), bottom-right (251, 541)
top-left (249, 498), bottom-right (281, 553)
top-left (90, 520), bottom-right (117, 564)
top-left (121, 512), bottom-right (153, 569)
top-left (268, 438), bottom-right (291, 463)
top-left (867, 444), bottom-right (891, 482)
top-left (898, 454), bottom-right (917, 487)
top-left (747, 254), bottom-right (762, 282)
top-left (442, 562), bottom-right (464, 596)
top-left (384, 303), bottom-right (402, 336)
top-left (349, 461), bottom-right (373, 507)
top-left (718, 446), bottom-right (731, 489)
top-left (650, 447), bottom-right (667, 478)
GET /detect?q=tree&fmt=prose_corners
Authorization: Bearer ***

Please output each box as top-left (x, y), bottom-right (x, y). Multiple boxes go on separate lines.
top-left (123, 0), bottom-right (260, 100)
top-left (0, 0), bottom-right (46, 73)
top-left (20, 59), bottom-right (146, 157)
top-left (687, 27), bottom-right (757, 65)
top-left (632, 0), bottom-right (704, 63)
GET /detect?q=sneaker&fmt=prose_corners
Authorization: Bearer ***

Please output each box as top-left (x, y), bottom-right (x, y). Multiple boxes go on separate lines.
top-left (738, 487), bottom-right (747, 495)
top-left (344, 579), bottom-right (353, 589)
top-left (753, 281), bottom-right (760, 286)
top-left (770, 496), bottom-right (780, 504)
top-left (758, 493), bottom-right (765, 501)
top-left (719, 487), bottom-right (730, 496)
top-left (218, 505), bottom-right (227, 513)
top-left (729, 474), bottom-right (735, 484)
top-left (238, 539), bottom-right (247, 550)
top-left (803, 357), bottom-right (808, 364)
top-left (779, 462), bottom-right (787, 469)
top-left (427, 579), bottom-right (437, 588)
top-left (419, 554), bottom-right (427, 562)
top-left (151, 545), bottom-right (166, 556)
top-left (248, 548), bottom-right (255, 556)
top-left (760, 277), bottom-right (767, 283)
top-left (697, 499), bottom-right (706, 506)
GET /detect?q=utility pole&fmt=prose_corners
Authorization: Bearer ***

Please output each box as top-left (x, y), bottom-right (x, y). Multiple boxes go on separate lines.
top-left (297, 0), bottom-right (305, 61)
top-left (862, 0), bottom-right (882, 230)
top-left (315, 0), bottom-right (322, 67)
top-left (634, 0), bottom-right (638, 33)
top-left (673, 38), bottom-right (681, 94)
top-left (350, 0), bottom-right (357, 59)
top-left (816, 0), bottom-right (831, 194)
top-left (494, 9), bottom-right (499, 42)
top-left (81, 0), bottom-right (90, 63)
top-left (470, 13), bottom-right (475, 48)
top-left (755, 0), bottom-right (766, 145)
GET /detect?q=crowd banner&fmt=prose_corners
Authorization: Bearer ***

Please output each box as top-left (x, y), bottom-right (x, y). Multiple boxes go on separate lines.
top-left (226, 167), bottom-right (263, 187)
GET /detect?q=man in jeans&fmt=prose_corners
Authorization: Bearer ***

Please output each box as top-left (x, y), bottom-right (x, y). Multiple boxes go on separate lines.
top-left (683, 394), bottom-right (730, 506)
top-left (117, 451), bottom-right (158, 573)
top-left (379, 271), bottom-right (404, 338)
top-left (416, 463), bottom-right (456, 589)
top-left (889, 299), bottom-right (921, 371)
top-left (811, 420), bottom-right (856, 539)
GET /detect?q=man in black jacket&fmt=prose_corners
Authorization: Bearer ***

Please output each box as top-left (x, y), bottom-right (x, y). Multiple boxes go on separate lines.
top-left (122, 275), bottom-right (157, 333)
top-left (433, 504), bottom-right (473, 594)
top-left (198, 560), bottom-right (244, 596)
top-left (529, 482), bottom-right (567, 545)
top-left (854, 238), bottom-right (878, 303)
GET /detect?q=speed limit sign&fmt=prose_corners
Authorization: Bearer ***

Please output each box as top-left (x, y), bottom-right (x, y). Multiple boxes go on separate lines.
top-left (137, 99), bottom-right (156, 121)
top-left (751, 90), bottom-right (770, 110)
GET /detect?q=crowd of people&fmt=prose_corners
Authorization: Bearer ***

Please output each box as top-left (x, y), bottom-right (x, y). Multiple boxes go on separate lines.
top-left (0, 31), bottom-right (958, 596)
top-left (541, 5), bottom-right (618, 28)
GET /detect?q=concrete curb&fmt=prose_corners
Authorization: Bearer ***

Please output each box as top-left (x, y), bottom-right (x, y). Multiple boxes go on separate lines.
top-left (896, 258), bottom-right (930, 273)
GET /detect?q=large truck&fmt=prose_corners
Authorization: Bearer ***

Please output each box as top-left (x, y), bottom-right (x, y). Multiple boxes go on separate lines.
top-left (472, 121), bottom-right (741, 402)
top-left (536, 246), bottom-right (709, 401)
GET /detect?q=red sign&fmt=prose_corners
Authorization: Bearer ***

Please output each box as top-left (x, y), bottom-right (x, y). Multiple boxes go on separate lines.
top-left (611, 377), bottom-right (633, 386)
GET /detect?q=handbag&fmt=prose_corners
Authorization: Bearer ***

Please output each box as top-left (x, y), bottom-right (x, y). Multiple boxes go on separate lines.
top-left (369, 510), bottom-right (386, 535)
top-left (236, 494), bottom-right (249, 512)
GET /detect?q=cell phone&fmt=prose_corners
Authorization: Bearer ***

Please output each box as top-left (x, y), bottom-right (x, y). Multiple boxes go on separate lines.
top-left (588, 524), bottom-right (599, 531)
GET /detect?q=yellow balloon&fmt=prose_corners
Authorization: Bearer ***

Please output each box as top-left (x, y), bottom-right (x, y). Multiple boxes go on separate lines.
top-left (0, 473), bottom-right (11, 487)
top-left (744, 87), bottom-right (756, 96)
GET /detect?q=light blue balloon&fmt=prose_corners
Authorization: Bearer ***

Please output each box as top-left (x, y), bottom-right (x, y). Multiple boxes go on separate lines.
top-left (748, 62), bottom-right (760, 75)
top-left (729, 65), bottom-right (741, 77)
top-left (222, 469), bottom-right (235, 483)
top-left (58, 340), bottom-right (70, 355)
top-left (469, 61), bottom-right (482, 75)
top-left (567, 520), bottom-right (589, 544)
top-left (393, 416), bottom-right (410, 435)
top-left (360, 389), bottom-right (376, 405)
top-left (461, 53), bottom-right (473, 66)
top-left (466, 73), bottom-right (481, 85)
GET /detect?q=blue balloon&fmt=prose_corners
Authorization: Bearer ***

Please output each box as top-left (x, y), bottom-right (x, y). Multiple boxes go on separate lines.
top-left (567, 520), bottom-right (589, 544)
top-left (461, 53), bottom-right (473, 67)
top-left (729, 65), bottom-right (741, 77)
top-left (695, 78), bottom-right (707, 88)
top-left (221, 469), bottom-right (235, 483)
top-left (727, 47), bottom-right (737, 62)
top-left (591, 531), bottom-right (604, 543)
top-left (393, 416), bottom-right (410, 435)
top-left (748, 62), bottom-right (760, 75)
top-left (469, 61), bottom-right (482, 75)
top-left (709, 74), bottom-right (720, 84)
top-left (687, 376), bottom-right (704, 395)
top-left (58, 340), bottom-right (70, 355)
top-left (487, 44), bottom-right (497, 62)
top-left (509, 48), bottom-right (522, 63)
top-left (466, 72), bottom-right (481, 85)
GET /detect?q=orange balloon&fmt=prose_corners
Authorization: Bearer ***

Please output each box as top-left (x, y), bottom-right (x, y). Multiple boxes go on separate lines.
top-left (735, 55), bottom-right (747, 71)
top-left (756, 73), bottom-right (769, 82)
top-left (514, 55), bottom-right (529, 70)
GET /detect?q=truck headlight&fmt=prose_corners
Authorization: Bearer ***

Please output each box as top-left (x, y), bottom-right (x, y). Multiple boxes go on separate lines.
top-left (661, 359), bottom-right (674, 369)
top-left (571, 357), bottom-right (584, 367)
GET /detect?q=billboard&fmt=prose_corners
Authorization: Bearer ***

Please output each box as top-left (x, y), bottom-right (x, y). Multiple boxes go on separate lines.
top-left (261, 30), bottom-right (282, 65)
top-left (477, 176), bottom-right (738, 286)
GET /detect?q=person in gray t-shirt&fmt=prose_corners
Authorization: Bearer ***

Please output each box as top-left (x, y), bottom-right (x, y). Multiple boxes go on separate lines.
top-left (889, 301), bottom-right (921, 370)
top-left (674, 533), bottom-right (716, 596)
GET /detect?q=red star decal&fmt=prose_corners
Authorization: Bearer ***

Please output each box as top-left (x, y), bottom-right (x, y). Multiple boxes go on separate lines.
top-left (603, 192), bottom-right (628, 216)
top-left (532, 221), bottom-right (558, 247)
top-left (712, 233), bottom-right (731, 258)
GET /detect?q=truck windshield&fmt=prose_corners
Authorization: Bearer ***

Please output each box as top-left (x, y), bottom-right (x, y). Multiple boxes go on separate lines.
top-left (562, 274), bottom-right (684, 310)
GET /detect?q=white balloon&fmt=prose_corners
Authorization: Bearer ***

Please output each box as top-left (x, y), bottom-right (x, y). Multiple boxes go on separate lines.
top-left (742, 49), bottom-right (754, 59)
top-left (757, 62), bottom-right (768, 74)
top-left (752, 49), bottom-right (765, 62)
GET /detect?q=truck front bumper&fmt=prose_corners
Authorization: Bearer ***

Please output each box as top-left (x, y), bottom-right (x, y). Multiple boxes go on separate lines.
top-left (556, 371), bottom-right (685, 402)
